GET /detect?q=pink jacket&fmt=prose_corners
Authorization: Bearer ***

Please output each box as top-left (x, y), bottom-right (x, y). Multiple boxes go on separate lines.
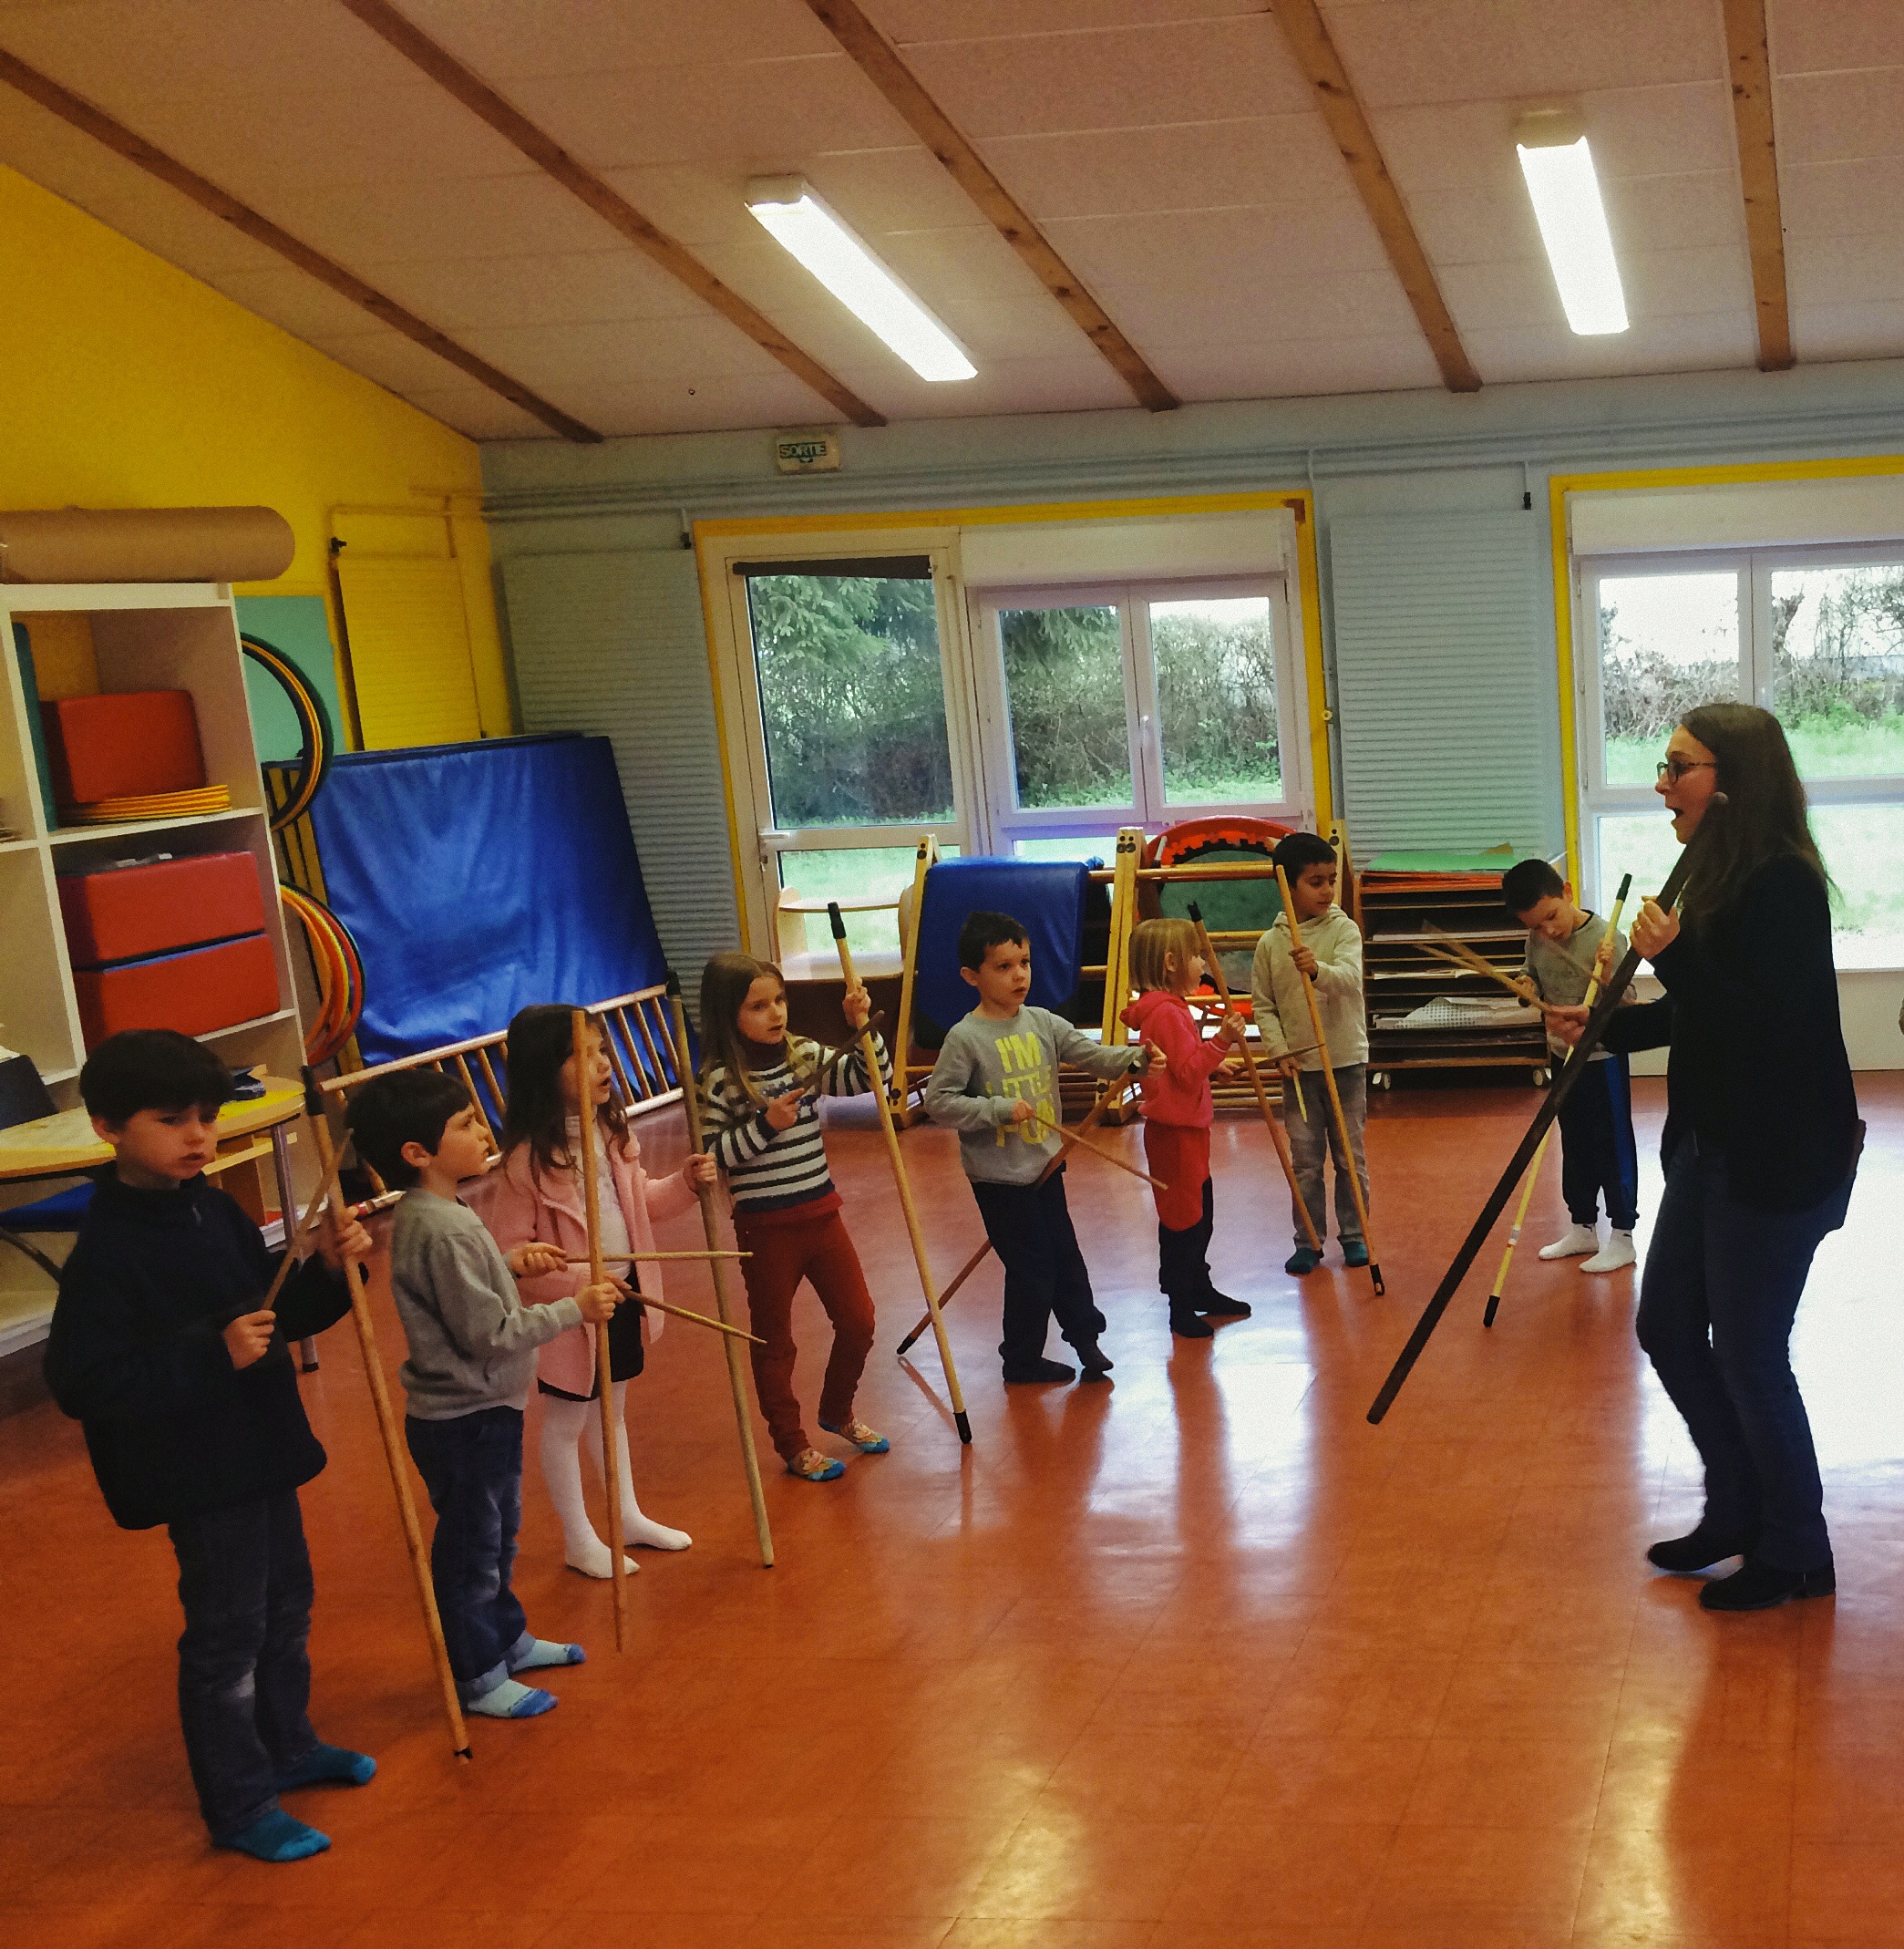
top-left (1122, 989), bottom-right (1230, 1129)
top-left (471, 1130), bottom-right (701, 1398)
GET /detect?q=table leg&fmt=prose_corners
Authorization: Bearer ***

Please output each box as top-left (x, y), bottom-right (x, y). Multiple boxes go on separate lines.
top-left (269, 1122), bottom-right (319, 1374)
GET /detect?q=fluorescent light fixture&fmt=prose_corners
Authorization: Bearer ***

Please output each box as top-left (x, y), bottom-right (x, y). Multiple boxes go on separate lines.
top-left (746, 176), bottom-right (975, 382)
top-left (1515, 109), bottom-right (1629, 335)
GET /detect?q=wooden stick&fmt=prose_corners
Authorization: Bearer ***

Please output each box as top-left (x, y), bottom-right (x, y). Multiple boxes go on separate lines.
top-left (258, 1134), bottom-right (347, 1315)
top-left (664, 975), bottom-right (776, 1567)
top-left (561, 1250), bottom-right (750, 1263)
top-left (571, 1011), bottom-right (629, 1650)
top-left (1276, 865), bottom-right (1384, 1294)
top-left (1417, 927), bottom-right (1546, 1007)
top-left (1022, 1112), bottom-right (1167, 1190)
top-left (1368, 848), bottom-right (1701, 1423)
top-left (551, 1279), bottom-right (766, 1344)
top-left (829, 903), bottom-right (971, 1443)
top-left (1482, 873), bottom-right (1632, 1329)
top-left (1188, 902), bottom-right (1322, 1253)
top-left (299, 1073), bottom-right (469, 1759)
top-left (893, 1091), bottom-right (1119, 1358)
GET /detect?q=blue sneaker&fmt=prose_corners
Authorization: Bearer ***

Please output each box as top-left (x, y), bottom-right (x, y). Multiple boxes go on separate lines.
top-left (1284, 1246), bottom-right (1322, 1275)
top-left (1343, 1241), bottom-right (1370, 1269)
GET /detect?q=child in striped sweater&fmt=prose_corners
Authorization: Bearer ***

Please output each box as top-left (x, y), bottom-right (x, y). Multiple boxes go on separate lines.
top-left (699, 954), bottom-right (890, 1482)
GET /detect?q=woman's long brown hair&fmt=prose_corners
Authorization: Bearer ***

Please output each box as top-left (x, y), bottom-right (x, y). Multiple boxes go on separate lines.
top-left (499, 1004), bottom-right (630, 1181)
top-left (697, 954), bottom-right (790, 1108)
top-left (1676, 702), bottom-right (1830, 928)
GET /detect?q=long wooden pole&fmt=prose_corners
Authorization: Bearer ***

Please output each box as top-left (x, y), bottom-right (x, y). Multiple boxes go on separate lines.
top-left (1482, 873), bottom-right (1632, 1329)
top-left (664, 974), bottom-right (776, 1567)
top-left (1186, 902), bottom-right (1321, 1253)
top-left (571, 1012), bottom-right (628, 1652)
top-left (1369, 844), bottom-right (1702, 1422)
top-left (829, 903), bottom-right (972, 1444)
top-left (893, 1091), bottom-right (1117, 1359)
top-left (298, 1074), bottom-right (469, 1759)
top-left (1274, 865), bottom-right (1384, 1294)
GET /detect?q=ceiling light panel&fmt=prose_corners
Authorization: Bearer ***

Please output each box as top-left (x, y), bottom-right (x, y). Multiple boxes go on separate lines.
top-left (1516, 109), bottom-right (1629, 335)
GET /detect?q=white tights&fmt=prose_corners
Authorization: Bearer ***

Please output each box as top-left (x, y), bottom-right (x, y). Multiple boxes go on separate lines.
top-left (538, 1380), bottom-right (690, 1574)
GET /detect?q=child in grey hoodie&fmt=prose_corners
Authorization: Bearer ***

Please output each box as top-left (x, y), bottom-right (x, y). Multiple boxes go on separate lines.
top-left (923, 910), bottom-right (1156, 1384)
top-left (347, 1068), bottom-right (619, 1721)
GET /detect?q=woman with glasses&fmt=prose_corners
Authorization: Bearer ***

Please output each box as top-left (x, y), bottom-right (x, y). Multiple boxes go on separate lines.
top-left (1553, 702), bottom-right (1861, 1611)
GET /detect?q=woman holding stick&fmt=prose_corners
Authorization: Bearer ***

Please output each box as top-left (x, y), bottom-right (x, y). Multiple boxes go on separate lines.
top-left (479, 1005), bottom-right (715, 1578)
top-left (1550, 704), bottom-right (1861, 1612)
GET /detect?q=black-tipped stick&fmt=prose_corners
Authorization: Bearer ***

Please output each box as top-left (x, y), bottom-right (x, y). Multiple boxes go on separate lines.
top-left (300, 1067), bottom-right (471, 1758)
top-left (828, 902), bottom-right (972, 1443)
top-left (664, 974), bottom-right (776, 1566)
top-left (1274, 865), bottom-right (1384, 1294)
top-left (1187, 901), bottom-right (1321, 1253)
top-left (1369, 854), bottom-right (1693, 1422)
top-left (1481, 873), bottom-right (1632, 1330)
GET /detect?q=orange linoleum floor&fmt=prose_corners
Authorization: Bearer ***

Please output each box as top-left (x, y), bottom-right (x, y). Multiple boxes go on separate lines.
top-left (4, 1073), bottom-right (1904, 1948)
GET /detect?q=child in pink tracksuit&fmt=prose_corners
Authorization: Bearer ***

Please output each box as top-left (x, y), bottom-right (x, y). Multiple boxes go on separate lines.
top-left (1122, 918), bottom-right (1250, 1341)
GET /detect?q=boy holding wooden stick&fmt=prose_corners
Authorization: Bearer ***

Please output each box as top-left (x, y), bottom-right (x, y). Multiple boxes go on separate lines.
top-left (44, 1030), bottom-right (375, 1864)
top-left (347, 1069), bottom-right (620, 1721)
top-left (1502, 858), bottom-right (1639, 1274)
top-left (1252, 833), bottom-right (1373, 1275)
top-left (923, 911), bottom-right (1160, 1385)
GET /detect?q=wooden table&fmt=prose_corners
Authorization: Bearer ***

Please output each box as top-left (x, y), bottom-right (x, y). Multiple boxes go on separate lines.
top-left (0, 1077), bottom-right (319, 1367)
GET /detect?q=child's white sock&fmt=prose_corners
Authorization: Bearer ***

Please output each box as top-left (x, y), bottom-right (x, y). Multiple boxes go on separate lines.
top-left (1582, 1230), bottom-right (1636, 1274)
top-left (509, 1637), bottom-right (584, 1672)
top-left (605, 1386), bottom-right (691, 1551)
top-left (466, 1678), bottom-right (556, 1720)
top-left (1539, 1222), bottom-right (1600, 1260)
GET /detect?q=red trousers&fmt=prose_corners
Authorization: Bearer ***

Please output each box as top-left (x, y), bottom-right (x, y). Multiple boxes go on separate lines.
top-left (732, 1202), bottom-right (876, 1462)
top-left (1143, 1122), bottom-right (1211, 1232)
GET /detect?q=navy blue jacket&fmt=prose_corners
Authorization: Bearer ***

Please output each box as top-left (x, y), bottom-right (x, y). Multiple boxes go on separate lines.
top-left (44, 1170), bottom-right (351, 1530)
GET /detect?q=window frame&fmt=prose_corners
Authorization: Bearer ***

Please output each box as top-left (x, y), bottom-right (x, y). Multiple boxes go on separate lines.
top-left (1577, 541), bottom-right (1904, 954)
top-left (969, 572), bottom-right (1312, 856)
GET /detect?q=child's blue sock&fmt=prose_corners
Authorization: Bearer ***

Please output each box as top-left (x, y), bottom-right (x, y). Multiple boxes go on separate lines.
top-left (509, 1638), bottom-right (585, 1673)
top-left (1284, 1245), bottom-right (1322, 1275)
top-left (275, 1744), bottom-right (376, 1792)
top-left (466, 1677), bottom-right (558, 1719)
top-left (218, 1810), bottom-right (331, 1863)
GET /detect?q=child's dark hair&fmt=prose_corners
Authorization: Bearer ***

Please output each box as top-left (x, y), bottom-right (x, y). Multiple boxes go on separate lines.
top-left (1502, 857), bottom-right (1565, 916)
top-left (347, 1068), bottom-right (472, 1190)
top-left (958, 910), bottom-right (1029, 970)
top-left (698, 954), bottom-right (787, 1107)
top-left (1272, 831), bottom-right (1336, 877)
top-left (79, 1029), bottom-right (232, 1124)
top-left (499, 1004), bottom-right (629, 1180)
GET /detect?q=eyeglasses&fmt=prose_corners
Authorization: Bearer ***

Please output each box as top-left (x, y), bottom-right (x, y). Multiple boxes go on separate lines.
top-left (1656, 759), bottom-right (1716, 784)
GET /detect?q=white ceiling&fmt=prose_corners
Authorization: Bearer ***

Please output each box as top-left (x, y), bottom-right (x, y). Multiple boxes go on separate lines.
top-left (0, 0), bottom-right (1897, 440)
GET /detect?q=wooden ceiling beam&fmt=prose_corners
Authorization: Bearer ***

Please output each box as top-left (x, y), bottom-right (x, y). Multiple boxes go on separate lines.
top-left (1270, 0), bottom-right (1481, 394)
top-left (0, 45), bottom-right (602, 442)
top-left (334, 0), bottom-right (886, 428)
top-left (1719, 0), bottom-right (1795, 371)
top-left (800, 0), bottom-right (1179, 413)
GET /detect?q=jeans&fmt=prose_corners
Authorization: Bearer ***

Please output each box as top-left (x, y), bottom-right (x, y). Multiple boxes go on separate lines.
top-left (971, 1168), bottom-right (1106, 1369)
top-left (167, 1490), bottom-right (319, 1841)
top-left (1558, 1053), bottom-right (1640, 1231)
top-left (404, 1408), bottom-right (530, 1703)
top-left (1285, 1064), bottom-right (1369, 1250)
top-left (1637, 1138), bottom-right (1852, 1571)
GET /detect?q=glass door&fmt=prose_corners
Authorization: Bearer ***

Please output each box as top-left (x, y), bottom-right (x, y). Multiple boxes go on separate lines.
top-left (973, 577), bottom-right (1307, 858)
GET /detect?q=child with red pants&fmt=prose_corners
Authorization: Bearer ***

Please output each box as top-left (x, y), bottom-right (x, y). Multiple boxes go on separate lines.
top-left (1122, 919), bottom-right (1251, 1340)
top-left (698, 954), bottom-right (889, 1482)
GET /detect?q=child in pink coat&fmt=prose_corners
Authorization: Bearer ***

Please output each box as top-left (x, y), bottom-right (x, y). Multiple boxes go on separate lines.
top-left (475, 1004), bottom-right (715, 1579)
top-left (1122, 918), bottom-right (1250, 1341)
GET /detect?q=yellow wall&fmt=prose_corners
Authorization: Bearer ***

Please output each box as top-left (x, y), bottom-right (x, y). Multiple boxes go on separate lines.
top-left (0, 165), bottom-right (511, 737)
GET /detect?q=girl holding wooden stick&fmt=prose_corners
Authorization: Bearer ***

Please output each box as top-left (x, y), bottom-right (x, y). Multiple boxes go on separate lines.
top-left (698, 953), bottom-right (890, 1482)
top-left (479, 1005), bottom-right (714, 1578)
top-left (1122, 917), bottom-right (1252, 1339)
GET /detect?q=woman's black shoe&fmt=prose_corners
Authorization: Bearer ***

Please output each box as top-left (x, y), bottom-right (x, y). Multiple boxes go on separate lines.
top-left (1699, 1557), bottom-right (1835, 1612)
top-left (1197, 1289), bottom-right (1251, 1318)
top-left (1646, 1526), bottom-right (1756, 1573)
top-left (1168, 1305), bottom-right (1214, 1340)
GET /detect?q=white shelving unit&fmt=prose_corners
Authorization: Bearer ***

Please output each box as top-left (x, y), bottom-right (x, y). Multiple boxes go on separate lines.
top-left (1, 583), bottom-right (307, 1355)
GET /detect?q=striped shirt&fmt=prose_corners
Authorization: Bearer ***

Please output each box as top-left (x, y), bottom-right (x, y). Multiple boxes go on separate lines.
top-left (703, 1033), bottom-right (890, 1214)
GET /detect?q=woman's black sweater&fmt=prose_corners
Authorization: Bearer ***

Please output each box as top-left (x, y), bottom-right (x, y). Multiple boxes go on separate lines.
top-left (1600, 851), bottom-right (1860, 1212)
top-left (44, 1170), bottom-right (352, 1530)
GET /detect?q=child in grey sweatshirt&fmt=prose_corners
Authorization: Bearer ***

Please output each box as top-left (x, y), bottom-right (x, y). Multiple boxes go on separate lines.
top-left (348, 1067), bottom-right (618, 1722)
top-left (923, 911), bottom-right (1153, 1384)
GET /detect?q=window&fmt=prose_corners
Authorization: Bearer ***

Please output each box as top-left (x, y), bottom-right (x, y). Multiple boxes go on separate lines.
top-left (973, 579), bottom-right (1307, 858)
top-left (1580, 547), bottom-right (1904, 967)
